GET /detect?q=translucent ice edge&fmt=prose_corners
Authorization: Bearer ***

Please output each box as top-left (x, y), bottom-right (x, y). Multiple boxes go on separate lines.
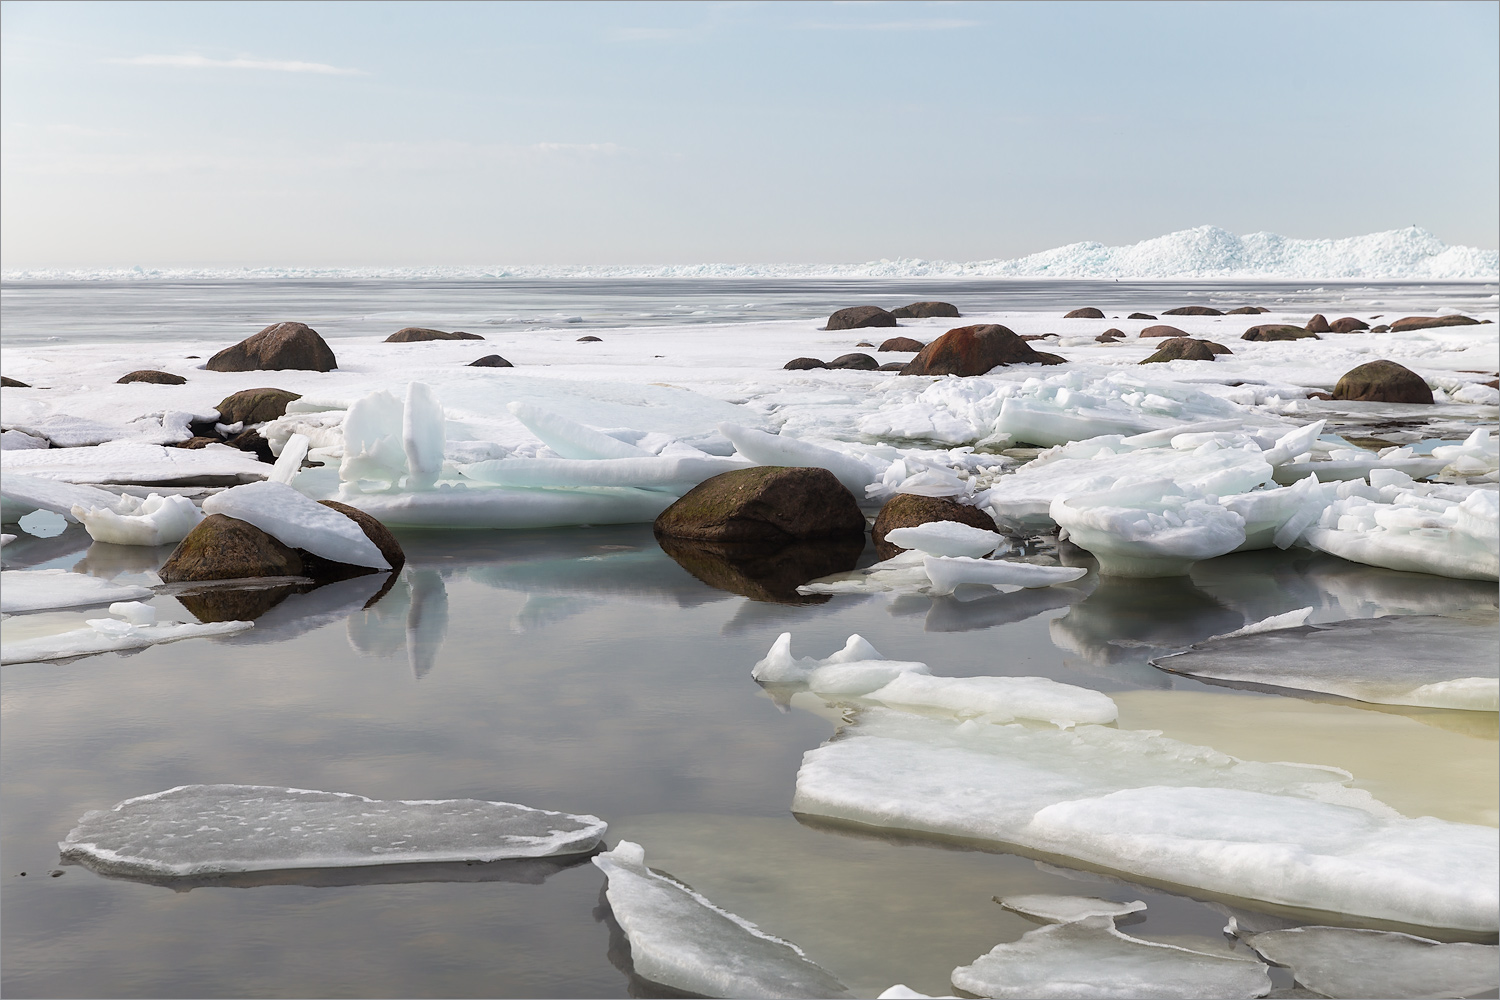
top-left (797, 551), bottom-right (1089, 598)
top-left (592, 840), bottom-right (851, 999)
top-left (1241, 925), bottom-right (1500, 1000)
top-left (60, 784), bottom-right (608, 877)
top-left (1, 617), bottom-right (250, 665)
top-left (998, 894), bottom-right (1148, 924)
top-left (0, 568), bottom-right (153, 613)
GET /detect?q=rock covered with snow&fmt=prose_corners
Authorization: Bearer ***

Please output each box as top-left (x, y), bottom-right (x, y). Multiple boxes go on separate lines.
top-left (203, 481), bottom-right (391, 570)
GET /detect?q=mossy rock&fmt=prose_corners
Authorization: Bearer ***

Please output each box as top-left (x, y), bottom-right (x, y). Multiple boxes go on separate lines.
top-left (215, 388), bottom-right (302, 425)
top-left (118, 370), bottom-right (187, 385)
top-left (1332, 360), bottom-right (1433, 404)
top-left (159, 514), bottom-right (304, 583)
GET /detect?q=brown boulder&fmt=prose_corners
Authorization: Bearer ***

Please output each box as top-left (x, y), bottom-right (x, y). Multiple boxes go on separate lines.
top-left (871, 494), bottom-right (997, 560)
top-left (657, 535), bottom-right (862, 605)
top-left (1205, 341), bottom-right (1233, 355)
top-left (159, 514), bottom-right (304, 582)
top-left (1225, 306), bottom-right (1267, 315)
top-left (318, 500), bottom-right (405, 573)
top-left (901, 325), bottom-right (1065, 376)
top-left (468, 355), bottom-right (514, 367)
top-left (877, 362), bottom-right (907, 371)
top-left (784, 357), bottom-right (827, 370)
top-left (225, 428), bottom-right (275, 463)
top-left (384, 327), bottom-right (484, 342)
top-left (207, 322), bottom-right (336, 373)
top-left (1305, 314), bottom-right (1332, 334)
top-left (1139, 325), bottom-right (1189, 338)
top-left (1332, 360), bottom-right (1433, 404)
top-left (827, 353), bottom-right (879, 370)
top-left (1242, 325), bottom-right (1319, 342)
top-left (1127, 312), bottom-right (1157, 321)
top-left (118, 370), bottom-right (186, 385)
top-left (215, 387), bottom-right (302, 425)
top-left (2, 376), bottom-right (30, 388)
top-left (879, 336), bottom-right (927, 352)
top-left (1096, 329), bottom-right (1126, 342)
top-left (825, 306), bottom-right (898, 330)
top-left (890, 301), bottom-right (961, 319)
top-left (1329, 317), bottom-right (1370, 333)
top-left (1064, 307), bottom-right (1105, 319)
top-left (577, 335), bottom-right (603, 342)
top-left (1389, 315), bottom-right (1480, 332)
top-left (653, 466), bottom-right (866, 545)
top-left (1163, 306), bottom-right (1223, 316)
top-left (1370, 325), bottom-right (1391, 333)
top-left (1140, 338), bottom-right (1218, 363)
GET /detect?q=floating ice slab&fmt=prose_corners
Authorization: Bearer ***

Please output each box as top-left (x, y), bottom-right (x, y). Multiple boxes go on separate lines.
top-left (60, 784), bottom-right (607, 877)
top-left (951, 914), bottom-right (1271, 999)
top-left (342, 483), bottom-right (676, 529)
top-left (792, 710), bottom-right (1499, 931)
top-left (754, 634), bottom-right (1118, 727)
top-left (459, 454), bottom-right (748, 493)
top-left (1, 617), bottom-right (251, 664)
top-left (1154, 614), bottom-right (1499, 712)
top-left (1, 441), bottom-right (267, 485)
top-left (720, 422), bottom-right (879, 497)
top-left (1, 473), bottom-right (124, 524)
top-left (203, 481), bottom-right (389, 570)
top-left (1242, 926), bottom-right (1500, 1000)
top-left (922, 555), bottom-right (1090, 595)
top-left (884, 521), bottom-right (1004, 558)
top-left (0, 569), bottom-right (153, 612)
top-left (1432, 427), bottom-right (1499, 478)
top-left (592, 840), bottom-right (851, 999)
top-left (1051, 480), bottom-right (1247, 578)
top-left (71, 492), bottom-right (203, 546)
top-left (997, 894), bottom-right (1147, 924)
top-left (1305, 487), bottom-right (1498, 582)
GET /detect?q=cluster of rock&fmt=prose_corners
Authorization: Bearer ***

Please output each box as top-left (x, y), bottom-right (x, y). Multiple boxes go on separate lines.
top-left (823, 302), bottom-right (961, 330)
top-left (173, 387), bottom-right (303, 462)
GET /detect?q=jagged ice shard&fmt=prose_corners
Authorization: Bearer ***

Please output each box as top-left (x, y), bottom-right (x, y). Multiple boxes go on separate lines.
top-left (60, 785), bottom-right (607, 878)
top-left (791, 709), bottom-right (1499, 931)
top-left (1153, 614), bottom-right (1499, 712)
top-left (592, 840), bottom-right (851, 999)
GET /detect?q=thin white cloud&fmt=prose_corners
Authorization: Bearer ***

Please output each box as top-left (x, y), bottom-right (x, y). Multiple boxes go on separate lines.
top-left (109, 54), bottom-right (365, 75)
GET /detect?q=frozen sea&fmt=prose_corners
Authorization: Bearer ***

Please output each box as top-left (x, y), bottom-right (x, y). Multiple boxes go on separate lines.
top-left (2, 277), bottom-right (1498, 998)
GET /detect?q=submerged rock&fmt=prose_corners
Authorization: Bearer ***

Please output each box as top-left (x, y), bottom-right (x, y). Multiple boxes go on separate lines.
top-left (467, 355), bottom-right (514, 367)
top-left (654, 466), bottom-right (866, 544)
top-left (878, 336), bottom-right (926, 352)
top-left (1140, 338), bottom-right (1219, 363)
top-left (901, 324), bottom-right (1064, 376)
top-left (384, 327), bottom-right (484, 342)
top-left (207, 322), bottom-right (336, 373)
top-left (825, 305), bottom-right (898, 330)
top-left (215, 387), bottom-right (303, 426)
top-left (1333, 359), bottom-right (1433, 404)
top-left (1242, 324), bottom-right (1319, 342)
top-left (1063, 307), bottom-right (1105, 319)
top-left (827, 352), bottom-right (878, 370)
top-left (872, 493), bottom-right (997, 560)
top-left (1389, 315), bottom-right (1479, 332)
top-left (117, 370), bottom-right (186, 385)
top-left (890, 301), bottom-right (960, 319)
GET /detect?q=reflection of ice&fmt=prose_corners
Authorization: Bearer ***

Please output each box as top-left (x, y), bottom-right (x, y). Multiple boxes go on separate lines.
top-left (347, 575), bottom-right (411, 657)
top-left (923, 581), bottom-right (1094, 633)
top-left (1241, 925), bottom-right (1499, 1000)
top-left (1050, 576), bottom-right (1242, 668)
top-left (217, 573), bottom-right (393, 644)
top-left (405, 569), bottom-right (448, 680)
top-left (511, 594), bottom-right (602, 633)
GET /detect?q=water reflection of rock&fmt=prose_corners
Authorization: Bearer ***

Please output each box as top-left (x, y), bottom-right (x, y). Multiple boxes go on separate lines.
top-left (657, 535), bottom-right (863, 605)
top-left (66, 852), bottom-right (595, 893)
top-left (178, 572), bottom-right (397, 642)
top-left (1050, 576), bottom-right (1243, 676)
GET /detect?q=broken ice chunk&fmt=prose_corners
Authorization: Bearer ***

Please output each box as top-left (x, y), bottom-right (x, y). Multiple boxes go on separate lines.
top-left (592, 840), bottom-right (850, 999)
top-left (339, 389), bottom-right (407, 489)
top-left (0, 473), bottom-right (125, 525)
top-left (1050, 480), bottom-right (1247, 578)
top-left (60, 784), bottom-right (607, 878)
top-left (402, 382), bottom-right (446, 490)
top-left (203, 480), bottom-right (390, 570)
top-left (71, 492), bottom-right (203, 546)
top-left (884, 521), bottom-right (1004, 558)
top-left (508, 401), bottom-right (652, 460)
top-left (951, 914), bottom-right (1271, 999)
top-left (997, 894), bottom-right (1147, 924)
top-left (107, 601), bottom-right (157, 626)
top-left (0, 569), bottom-right (153, 613)
top-left (2, 617), bottom-right (252, 664)
top-left (1243, 926), bottom-right (1499, 1000)
top-left (1153, 614), bottom-right (1499, 712)
top-left (922, 555), bottom-right (1088, 595)
top-left (720, 422), bottom-right (879, 497)
top-left (1304, 487), bottom-right (1498, 582)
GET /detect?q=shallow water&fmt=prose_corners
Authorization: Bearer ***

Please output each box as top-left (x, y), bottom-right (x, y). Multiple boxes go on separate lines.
top-left (3, 523), bottom-right (1496, 998)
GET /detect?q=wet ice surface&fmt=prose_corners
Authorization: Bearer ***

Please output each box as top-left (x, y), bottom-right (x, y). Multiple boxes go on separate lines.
top-left (0, 568), bottom-right (152, 612)
top-left (1154, 615), bottom-right (1500, 711)
top-left (61, 784), bottom-right (607, 877)
top-left (1242, 926), bottom-right (1500, 999)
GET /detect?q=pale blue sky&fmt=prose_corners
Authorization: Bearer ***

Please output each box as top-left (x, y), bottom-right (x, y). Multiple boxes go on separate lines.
top-left (2, 0), bottom-right (1496, 267)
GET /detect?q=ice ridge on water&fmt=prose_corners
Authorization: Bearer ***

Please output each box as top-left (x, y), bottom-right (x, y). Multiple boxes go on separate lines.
top-left (60, 785), bottom-right (608, 877)
top-left (9, 226), bottom-right (1495, 280)
top-left (592, 840), bottom-right (851, 999)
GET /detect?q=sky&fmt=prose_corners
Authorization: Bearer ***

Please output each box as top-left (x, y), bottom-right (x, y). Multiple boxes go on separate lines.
top-left (2, 0), bottom-right (1497, 268)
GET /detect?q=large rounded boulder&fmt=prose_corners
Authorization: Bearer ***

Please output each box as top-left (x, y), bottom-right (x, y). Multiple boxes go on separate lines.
top-left (1305, 314), bottom-right (1333, 334)
top-left (1389, 315), bottom-right (1479, 332)
top-left (901, 324), bottom-right (1064, 376)
top-left (1242, 325), bottom-right (1318, 342)
top-left (827, 353), bottom-right (878, 370)
top-left (1140, 338), bottom-right (1218, 363)
top-left (784, 357), bottom-right (827, 370)
top-left (159, 514), bottom-right (305, 582)
top-left (207, 322), bottom-right (337, 373)
top-left (890, 301), bottom-right (960, 319)
top-left (1332, 360), bottom-right (1433, 404)
top-left (1064, 307), bottom-right (1105, 319)
top-left (653, 466), bottom-right (865, 545)
top-left (1139, 325), bottom-right (1188, 338)
top-left (215, 388), bottom-right (302, 425)
top-left (825, 306), bottom-right (898, 331)
top-left (385, 327), bottom-right (484, 342)
top-left (872, 494), bottom-right (997, 560)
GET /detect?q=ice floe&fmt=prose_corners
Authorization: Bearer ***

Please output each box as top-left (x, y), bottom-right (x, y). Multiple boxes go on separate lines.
top-left (798, 549), bottom-right (1088, 598)
top-left (71, 492), bottom-right (203, 546)
top-left (60, 784), bottom-right (607, 877)
top-left (754, 634), bottom-right (1118, 727)
top-left (1, 614), bottom-right (251, 664)
top-left (1241, 925), bottom-right (1500, 1000)
top-left (792, 709), bottom-right (1499, 931)
top-left (1052, 480), bottom-right (1248, 577)
top-left (997, 894), bottom-right (1147, 923)
top-left (1154, 613), bottom-right (1499, 712)
top-left (951, 914), bottom-right (1271, 999)
top-left (883, 521), bottom-right (1004, 558)
top-left (0, 568), bottom-right (153, 612)
top-left (1303, 479), bottom-right (1498, 581)
top-left (1, 473), bottom-right (125, 524)
top-left (592, 840), bottom-right (851, 999)
top-left (203, 481), bottom-right (390, 569)
top-left (1, 441), bottom-right (268, 485)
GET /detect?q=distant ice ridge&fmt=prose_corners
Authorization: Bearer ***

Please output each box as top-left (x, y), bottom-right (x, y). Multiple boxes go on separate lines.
top-left (8, 226), bottom-right (1496, 281)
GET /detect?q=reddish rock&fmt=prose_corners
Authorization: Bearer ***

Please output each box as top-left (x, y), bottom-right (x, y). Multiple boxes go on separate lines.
top-left (1329, 317), bottom-right (1370, 333)
top-left (1127, 312), bottom-right (1157, 320)
top-left (1096, 329), bottom-right (1126, 342)
top-left (901, 325), bottom-right (1066, 376)
top-left (384, 327), bottom-right (484, 342)
top-left (1389, 315), bottom-right (1480, 332)
top-left (878, 336), bottom-right (927, 352)
top-left (207, 322), bottom-right (336, 373)
top-left (1139, 325), bottom-right (1189, 338)
top-left (890, 301), bottom-right (960, 319)
top-left (468, 355), bottom-right (513, 367)
top-left (1333, 360), bottom-right (1433, 404)
top-left (1305, 314), bottom-right (1332, 334)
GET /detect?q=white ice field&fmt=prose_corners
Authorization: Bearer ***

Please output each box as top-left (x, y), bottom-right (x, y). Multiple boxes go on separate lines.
top-left (3, 281), bottom-right (1498, 998)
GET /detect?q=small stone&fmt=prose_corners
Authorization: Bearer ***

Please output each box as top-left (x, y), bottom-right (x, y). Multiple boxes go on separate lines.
top-left (577, 336), bottom-right (603, 342)
top-left (1329, 317), bottom-right (1370, 333)
top-left (877, 362), bottom-right (908, 371)
top-left (1139, 325), bottom-right (1189, 338)
top-left (117, 370), bottom-right (187, 385)
top-left (1095, 329), bottom-right (1126, 342)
